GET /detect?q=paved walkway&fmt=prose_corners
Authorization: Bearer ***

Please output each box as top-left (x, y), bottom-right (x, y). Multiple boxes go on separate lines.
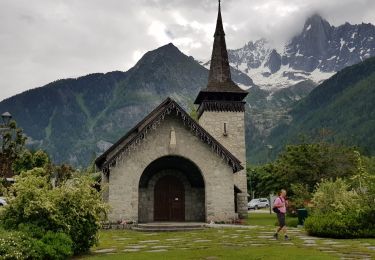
top-left (92, 225), bottom-right (375, 259)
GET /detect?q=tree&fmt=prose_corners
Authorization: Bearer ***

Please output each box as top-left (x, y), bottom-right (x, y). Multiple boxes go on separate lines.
top-left (248, 142), bottom-right (360, 198)
top-left (0, 120), bottom-right (27, 178)
top-left (12, 150), bottom-right (51, 175)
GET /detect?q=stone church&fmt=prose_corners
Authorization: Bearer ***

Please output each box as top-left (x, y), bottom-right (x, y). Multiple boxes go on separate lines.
top-left (95, 2), bottom-right (249, 223)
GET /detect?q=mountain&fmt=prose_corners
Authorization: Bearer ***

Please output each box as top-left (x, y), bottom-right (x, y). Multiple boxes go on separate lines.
top-left (0, 44), bottom-right (210, 165)
top-left (1, 15), bottom-right (374, 166)
top-left (0, 43), bottom-right (259, 166)
top-left (255, 56), bottom-right (375, 163)
top-left (228, 14), bottom-right (375, 89)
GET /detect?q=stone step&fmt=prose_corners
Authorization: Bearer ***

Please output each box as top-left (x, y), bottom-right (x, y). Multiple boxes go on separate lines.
top-left (133, 222), bottom-right (206, 232)
top-left (132, 226), bottom-right (204, 232)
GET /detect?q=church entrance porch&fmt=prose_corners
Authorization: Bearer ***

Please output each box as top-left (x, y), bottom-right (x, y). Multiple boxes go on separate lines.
top-left (138, 156), bottom-right (205, 223)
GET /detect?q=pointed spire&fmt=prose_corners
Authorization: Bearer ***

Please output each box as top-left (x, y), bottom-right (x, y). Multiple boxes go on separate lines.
top-left (208, 0), bottom-right (231, 84)
top-left (194, 0), bottom-right (247, 106)
top-left (215, 0), bottom-right (225, 36)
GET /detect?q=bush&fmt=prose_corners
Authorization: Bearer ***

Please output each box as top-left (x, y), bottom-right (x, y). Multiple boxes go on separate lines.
top-left (311, 178), bottom-right (361, 214)
top-left (0, 168), bottom-right (107, 255)
top-left (0, 228), bottom-right (73, 259)
top-left (40, 231), bottom-right (73, 260)
top-left (0, 229), bottom-right (43, 259)
top-left (304, 213), bottom-right (375, 238)
top-left (286, 218), bottom-right (299, 228)
top-left (305, 177), bottom-right (375, 238)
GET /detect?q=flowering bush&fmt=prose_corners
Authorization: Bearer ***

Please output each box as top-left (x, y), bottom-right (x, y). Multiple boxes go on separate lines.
top-left (0, 168), bottom-right (108, 255)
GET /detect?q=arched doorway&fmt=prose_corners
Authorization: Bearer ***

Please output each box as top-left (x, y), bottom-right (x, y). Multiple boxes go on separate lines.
top-left (154, 175), bottom-right (185, 221)
top-left (138, 156), bottom-right (205, 223)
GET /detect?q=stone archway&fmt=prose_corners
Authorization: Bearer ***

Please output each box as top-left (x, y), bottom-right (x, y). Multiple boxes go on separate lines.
top-left (138, 155), bottom-right (205, 223)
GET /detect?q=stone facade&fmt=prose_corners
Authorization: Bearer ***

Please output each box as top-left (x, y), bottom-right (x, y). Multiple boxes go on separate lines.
top-left (199, 111), bottom-right (248, 218)
top-left (103, 113), bottom-right (237, 223)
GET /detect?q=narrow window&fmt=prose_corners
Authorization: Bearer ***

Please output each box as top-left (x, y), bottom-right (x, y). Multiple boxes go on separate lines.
top-left (223, 122), bottom-right (228, 136)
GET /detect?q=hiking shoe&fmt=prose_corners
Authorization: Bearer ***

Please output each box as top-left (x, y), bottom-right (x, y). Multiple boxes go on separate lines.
top-left (273, 233), bottom-right (278, 240)
top-left (284, 235), bottom-right (290, 240)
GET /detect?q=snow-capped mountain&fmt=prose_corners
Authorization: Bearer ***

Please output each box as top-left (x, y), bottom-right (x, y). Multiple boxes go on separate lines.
top-left (227, 14), bottom-right (375, 90)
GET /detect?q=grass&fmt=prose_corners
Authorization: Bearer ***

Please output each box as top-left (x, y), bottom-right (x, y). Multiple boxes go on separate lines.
top-left (245, 211), bottom-right (276, 226)
top-left (78, 213), bottom-right (375, 260)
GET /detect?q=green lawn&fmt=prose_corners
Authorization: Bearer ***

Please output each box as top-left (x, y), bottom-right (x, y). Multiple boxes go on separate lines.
top-left (78, 213), bottom-right (375, 260)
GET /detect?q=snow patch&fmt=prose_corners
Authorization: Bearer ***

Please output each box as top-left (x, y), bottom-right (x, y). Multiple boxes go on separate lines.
top-left (327, 56), bottom-right (336, 61)
top-left (306, 24), bottom-right (312, 31)
top-left (349, 47), bottom-right (356, 52)
top-left (340, 38), bottom-right (346, 50)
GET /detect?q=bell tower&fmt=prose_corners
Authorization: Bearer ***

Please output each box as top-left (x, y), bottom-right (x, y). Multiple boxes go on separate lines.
top-left (194, 0), bottom-right (248, 219)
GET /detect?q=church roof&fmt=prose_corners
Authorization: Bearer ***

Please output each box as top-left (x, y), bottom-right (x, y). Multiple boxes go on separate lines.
top-left (195, 1), bottom-right (247, 104)
top-left (95, 97), bottom-right (244, 174)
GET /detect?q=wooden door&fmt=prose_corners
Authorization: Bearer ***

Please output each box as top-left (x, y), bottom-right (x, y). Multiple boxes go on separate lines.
top-left (154, 175), bottom-right (185, 221)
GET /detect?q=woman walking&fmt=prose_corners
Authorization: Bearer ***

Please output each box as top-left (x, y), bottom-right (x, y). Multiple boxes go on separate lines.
top-left (273, 189), bottom-right (290, 240)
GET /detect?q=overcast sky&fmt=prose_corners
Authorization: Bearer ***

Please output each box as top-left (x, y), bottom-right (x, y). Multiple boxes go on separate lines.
top-left (1, 0), bottom-right (375, 101)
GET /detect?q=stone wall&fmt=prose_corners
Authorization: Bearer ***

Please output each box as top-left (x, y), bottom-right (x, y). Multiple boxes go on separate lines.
top-left (199, 111), bottom-right (248, 218)
top-left (105, 113), bottom-right (236, 223)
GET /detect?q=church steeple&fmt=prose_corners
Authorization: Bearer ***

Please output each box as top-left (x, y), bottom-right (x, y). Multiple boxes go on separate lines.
top-left (208, 0), bottom-right (231, 84)
top-left (194, 0), bottom-right (248, 107)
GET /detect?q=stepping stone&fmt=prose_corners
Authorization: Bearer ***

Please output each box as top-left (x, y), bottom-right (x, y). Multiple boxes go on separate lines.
top-left (236, 230), bottom-right (247, 232)
top-left (250, 244), bottom-right (266, 246)
top-left (139, 240), bottom-right (160, 243)
top-left (126, 245), bottom-right (147, 249)
top-left (367, 246), bottom-right (375, 250)
top-left (151, 246), bottom-right (171, 249)
top-left (94, 248), bottom-right (116, 253)
top-left (257, 236), bottom-right (270, 238)
top-left (281, 243), bottom-right (294, 245)
top-left (123, 249), bottom-right (140, 252)
top-left (146, 249), bottom-right (168, 252)
top-left (194, 240), bottom-right (212, 243)
top-left (322, 241), bottom-right (339, 245)
top-left (321, 250), bottom-right (338, 253)
top-left (303, 244), bottom-right (316, 247)
top-left (166, 238), bottom-right (182, 241)
top-left (317, 247), bottom-right (330, 250)
top-left (303, 240), bottom-right (316, 244)
top-left (332, 244), bottom-right (347, 248)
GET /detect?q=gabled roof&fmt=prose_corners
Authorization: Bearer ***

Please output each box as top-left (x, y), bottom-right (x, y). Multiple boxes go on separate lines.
top-left (95, 97), bottom-right (243, 174)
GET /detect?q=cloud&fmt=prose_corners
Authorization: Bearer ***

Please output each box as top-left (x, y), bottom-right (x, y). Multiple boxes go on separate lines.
top-left (0, 0), bottom-right (374, 101)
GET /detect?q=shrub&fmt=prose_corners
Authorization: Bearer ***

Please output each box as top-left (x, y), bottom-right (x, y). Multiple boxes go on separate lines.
top-left (40, 231), bottom-right (73, 260)
top-left (0, 229), bottom-right (44, 259)
top-left (0, 228), bottom-right (73, 259)
top-left (304, 213), bottom-right (375, 238)
top-left (0, 168), bottom-right (107, 255)
top-left (305, 177), bottom-right (375, 238)
top-left (311, 178), bottom-right (361, 214)
top-left (286, 218), bottom-right (299, 228)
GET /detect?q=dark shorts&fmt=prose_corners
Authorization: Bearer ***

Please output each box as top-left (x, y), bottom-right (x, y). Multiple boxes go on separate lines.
top-left (277, 212), bottom-right (286, 227)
